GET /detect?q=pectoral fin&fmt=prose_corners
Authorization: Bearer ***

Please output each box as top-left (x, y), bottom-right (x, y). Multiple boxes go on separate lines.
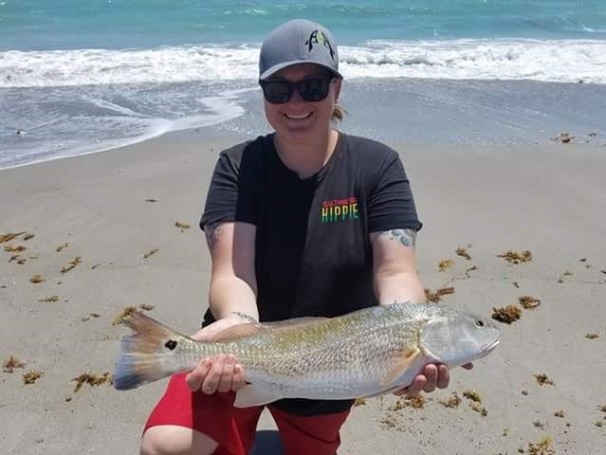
top-left (379, 347), bottom-right (421, 386)
top-left (233, 384), bottom-right (282, 408)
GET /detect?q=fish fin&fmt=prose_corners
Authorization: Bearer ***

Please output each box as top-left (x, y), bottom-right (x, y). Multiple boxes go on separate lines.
top-left (379, 347), bottom-right (421, 386)
top-left (113, 312), bottom-right (191, 390)
top-left (260, 316), bottom-right (327, 329)
top-left (233, 384), bottom-right (282, 408)
top-left (211, 316), bottom-right (328, 342)
top-left (230, 311), bottom-right (325, 327)
top-left (210, 323), bottom-right (267, 342)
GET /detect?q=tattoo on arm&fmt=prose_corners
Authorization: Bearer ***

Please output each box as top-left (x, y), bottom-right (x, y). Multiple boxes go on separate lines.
top-left (379, 229), bottom-right (417, 249)
top-left (204, 222), bottom-right (224, 248)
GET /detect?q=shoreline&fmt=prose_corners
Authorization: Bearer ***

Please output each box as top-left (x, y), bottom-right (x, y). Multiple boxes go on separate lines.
top-left (3, 123), bottom-right (605, 173)
top-left (4, 77), bottom-right (606, 171)
top-left (1, 133), bottom-right (605, 454)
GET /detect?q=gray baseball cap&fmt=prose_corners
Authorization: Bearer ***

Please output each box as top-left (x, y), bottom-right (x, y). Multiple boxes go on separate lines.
top-left (259, 19), bottom-right (342, 81)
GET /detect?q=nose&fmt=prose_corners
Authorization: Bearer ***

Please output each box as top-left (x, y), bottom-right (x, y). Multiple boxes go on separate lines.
top-left (287, 87), bottom-right (305, 104)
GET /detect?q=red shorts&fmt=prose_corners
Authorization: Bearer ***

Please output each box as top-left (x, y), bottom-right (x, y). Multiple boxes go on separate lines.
top-left (144, 373), bottom-right (351, 455)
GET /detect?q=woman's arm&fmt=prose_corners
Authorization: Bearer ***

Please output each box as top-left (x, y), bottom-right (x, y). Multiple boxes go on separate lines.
top-left (371, 228), bottom-right (471, 396)
top-left (185, 221), bottom-right (258, 394)
top-left (205, 221), bottom-right (258, 321)
top-left (370, 228), bottom-right (425, 305)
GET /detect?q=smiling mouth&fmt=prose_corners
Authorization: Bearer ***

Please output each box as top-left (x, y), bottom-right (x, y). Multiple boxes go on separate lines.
top-left (284, 112), bottom-right (312, 120)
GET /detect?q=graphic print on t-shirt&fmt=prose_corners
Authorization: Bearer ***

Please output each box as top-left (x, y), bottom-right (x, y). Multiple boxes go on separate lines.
top-left (321, 196), bottom-right (359, 223)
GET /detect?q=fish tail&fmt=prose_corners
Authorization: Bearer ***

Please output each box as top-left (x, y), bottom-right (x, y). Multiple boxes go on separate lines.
top-left (113, 312), bottom-right (194, 390)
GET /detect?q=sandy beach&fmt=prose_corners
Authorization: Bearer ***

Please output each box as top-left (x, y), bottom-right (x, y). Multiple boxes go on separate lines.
top-left (1, 133), bottom-right (605, 454)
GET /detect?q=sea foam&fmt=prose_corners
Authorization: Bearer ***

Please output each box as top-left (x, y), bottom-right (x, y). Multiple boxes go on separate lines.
top-left (2, 38), bottom-right (605, 88)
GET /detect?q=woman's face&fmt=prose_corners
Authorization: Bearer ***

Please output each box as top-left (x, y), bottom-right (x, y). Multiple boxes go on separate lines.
top-left (262, 63), bottom-right (341, 143)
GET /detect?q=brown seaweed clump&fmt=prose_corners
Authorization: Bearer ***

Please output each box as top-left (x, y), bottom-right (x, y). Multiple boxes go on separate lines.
top-left (498, 250), bottom-right (533, 264)
top-left (38, 295), bottom-right (59, 303)
top-left (3, 355), bottom-right (25, 373)
top-left (81, 312), bottom-right (102, 322)
top-left (554, 410), bottom-right (565, 418)
top-left (462, 390), bottom-right (482, 403)
top-left (0, 232), bottom-right (26, 243)
top-left (30, 274), bottom-right (45, 284)
top-left (4, 244), bottom-right (26, 253)
top-left (72, 372), bottom-right (112, 392)
top-left (175, 221), bottom-right (191, 232)
top-left (406, 395), bottom-right (426, 409)
top-left (112, 304), bottom-right (154, 325)
top-left (143, 248), bottom-right (159, 259)
top-left (9, 254), bottom-right (27, 265)
top-left (527, 435), bottom-right (555, 455)
top-left (425, 287), bottom-right (455, 303)
top-left (455, 246), bottom-right (471, 260)
top-left (439, 392), bottom-right (461, 408)
top-left (389, 394), bottom-right (427, 411)
top-left (60, 256), bottom-right (82, 274)
top-left (438, 259), bottom-right (454, 272)
top-left (23, 370), bottom-right (43, 385)
top-left (56, 242), bottom-right (69, 252)
top-left (519, 296), bottom-right (541, 309)
top-left (585, 333), bottom-right (599, 340)
top-left (353, 398), bottom-right (366, 407)
top-left (492, 305), bottom-right (521, 324)
top-left (113, 306), bottom-right (139, 325)
top-left (380, 414), bottom-right (400, 431)
top-left (462, 390), bottom-right (486, 416)
top-left (534, 373), bottom-right (555, 386)
top-left (470, 403), bottom-right (488, 416)
top-left (464, 265), bottom-right (478, 277)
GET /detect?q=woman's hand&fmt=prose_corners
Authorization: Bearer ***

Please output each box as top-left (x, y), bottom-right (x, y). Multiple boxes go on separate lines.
top-left (394, 363), bottom-right (474, 396)
top-left (184, 315), bottom-right (248, 394)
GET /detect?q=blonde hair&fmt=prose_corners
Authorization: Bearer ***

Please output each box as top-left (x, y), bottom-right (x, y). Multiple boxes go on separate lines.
top-left (332, 103), bottom-right (346, 122)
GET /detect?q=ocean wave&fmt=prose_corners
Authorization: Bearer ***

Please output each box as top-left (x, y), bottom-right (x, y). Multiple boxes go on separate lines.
top-left (1, 38), bottom-right (605, 87)
top-left (341, 39), bottom-right (606, 83)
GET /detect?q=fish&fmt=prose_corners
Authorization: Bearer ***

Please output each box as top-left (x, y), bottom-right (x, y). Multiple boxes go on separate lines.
top-left (113, 302), bottom-right (500, 408)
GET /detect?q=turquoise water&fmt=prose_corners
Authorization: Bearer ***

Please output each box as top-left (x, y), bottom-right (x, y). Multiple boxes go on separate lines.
top-left (2, 0), bottom-right (605, 51)
top-left (1, 0), bottom-right (605, 168)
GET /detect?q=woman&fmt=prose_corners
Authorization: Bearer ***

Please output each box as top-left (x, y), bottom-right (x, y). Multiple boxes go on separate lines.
top-left (141, 19), bottom-right (461, 455)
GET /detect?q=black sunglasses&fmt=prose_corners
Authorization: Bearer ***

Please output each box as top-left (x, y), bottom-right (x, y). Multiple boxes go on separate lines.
top-left (259, 75), bottom-right (334, 104)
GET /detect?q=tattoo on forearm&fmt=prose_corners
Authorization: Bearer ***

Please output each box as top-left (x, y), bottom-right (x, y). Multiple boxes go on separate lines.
top-left (204, 222), bottom-right (224, 248)
top-left (380, 229), bottom-right (417, 248)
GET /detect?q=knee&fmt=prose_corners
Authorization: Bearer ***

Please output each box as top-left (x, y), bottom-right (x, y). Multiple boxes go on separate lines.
top-left (140, 427), bottom-right (182, 455)
top-left (141, 425), bottom-right (218, 455)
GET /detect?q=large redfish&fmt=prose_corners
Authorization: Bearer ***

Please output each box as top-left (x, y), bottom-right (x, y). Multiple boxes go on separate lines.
top-left (113, 302), bottom-right (500, 407)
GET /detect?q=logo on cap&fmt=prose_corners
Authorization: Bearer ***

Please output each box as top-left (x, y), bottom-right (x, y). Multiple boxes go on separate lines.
top-left (305, 30), bottom-right (336, 60)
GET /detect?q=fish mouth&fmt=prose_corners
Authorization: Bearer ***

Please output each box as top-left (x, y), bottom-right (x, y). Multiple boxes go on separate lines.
top-left (487, 338), bottom-right (501, 352)
top-left (484, 339), bottom-right (500, 355)
top-left (471, 338), bottom-right (500, 362)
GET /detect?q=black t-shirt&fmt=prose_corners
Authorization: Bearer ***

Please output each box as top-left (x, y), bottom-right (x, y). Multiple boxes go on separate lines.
top-left (200, 132), bottom-right (422, 415)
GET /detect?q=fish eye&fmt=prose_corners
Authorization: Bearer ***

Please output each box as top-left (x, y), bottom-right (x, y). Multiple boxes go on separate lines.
top-left (475, 319), bottom-right (485, 328)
